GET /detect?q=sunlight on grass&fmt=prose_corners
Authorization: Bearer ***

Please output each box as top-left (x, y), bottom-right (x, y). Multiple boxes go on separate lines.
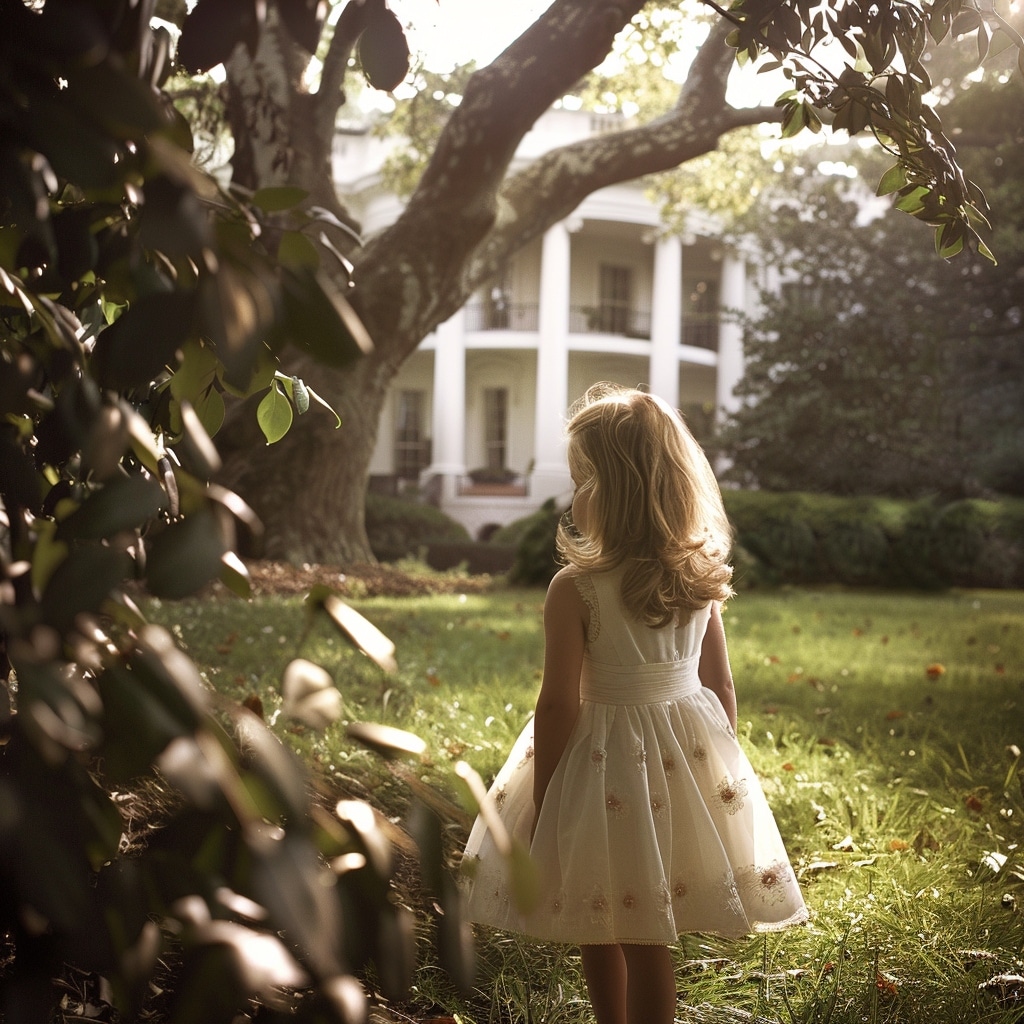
top-left (146, 586), bottom-right (1024, 1024)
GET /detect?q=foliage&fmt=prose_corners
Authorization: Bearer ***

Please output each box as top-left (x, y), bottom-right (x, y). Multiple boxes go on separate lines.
top-left (375, 62), bottom-right (478, 199)
top-left (152, 585), bottom-right (1024, 1024)
top-left (505, 499), bottom-right (565, 587)
top-left (365, 493), bottom-right (470, 563)
top-left (0, 1), bottom-right (455, 1020)
top-left (720, 78), bottom-right (1024, 498)
top-left (723, 491), bottom-right (1024, 589)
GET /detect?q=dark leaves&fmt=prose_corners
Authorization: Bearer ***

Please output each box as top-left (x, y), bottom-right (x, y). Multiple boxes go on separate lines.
top-left (357, 0), bottom-right (410, 92)
top-left (177, 0), bottom-right (263, 73)
top-left (91, 290), bottom-right (198, 391)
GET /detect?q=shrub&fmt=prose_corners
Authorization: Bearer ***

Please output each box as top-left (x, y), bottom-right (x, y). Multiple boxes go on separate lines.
top-left (365, 494), bottom-right (470, 562)
top-left (507, 499), bottom-right (564, 586)
top-left (725, 492), bottom-right (1024, 590)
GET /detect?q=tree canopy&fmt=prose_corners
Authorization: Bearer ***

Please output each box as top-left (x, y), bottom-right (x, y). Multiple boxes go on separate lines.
top-left (719, 75), bottom-right (1024, 497)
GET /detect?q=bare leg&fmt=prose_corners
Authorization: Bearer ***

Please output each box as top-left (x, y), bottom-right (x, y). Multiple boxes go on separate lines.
top-left (621, 944), bottom-right (677, 1024)
top-left (580, 944), bottom-right (627, 1024)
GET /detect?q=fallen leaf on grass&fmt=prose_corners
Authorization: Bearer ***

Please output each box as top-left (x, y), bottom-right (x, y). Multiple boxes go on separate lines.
top-left (926, 663), bottom-right (946, 678)
top-left (781, 762), bottom-right (795, 771)
top-left (800, 860), bottom-right (841, 876)
top-left (876, 971), bottom-right (899, 996)
top-left (913, 828), bottom-right (941, 854)
top-left (965, 793), bottom-right (985, 813)
top-left (978, 973), bottom-right (1024, 1007)
top-left (888, 839), bottom-right (909, 852)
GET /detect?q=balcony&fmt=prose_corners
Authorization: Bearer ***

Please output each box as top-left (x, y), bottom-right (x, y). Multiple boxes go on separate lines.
top-left (682, 313), bottom-right (720, 351)
top-left (569, 305), bottom-right (652, 339)
top-left (464, 302), bottom-right (540, 332)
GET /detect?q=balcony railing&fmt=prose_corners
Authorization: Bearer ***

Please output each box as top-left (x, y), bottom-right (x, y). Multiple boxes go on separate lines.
top-left (569, 306), bottom-right (652, 339)
top-left (464, 302), bottom-right (540, 332)
top-left (462, 301), bottom-right (721, 350)
top-left (682, 313), bottom-right (720, 351)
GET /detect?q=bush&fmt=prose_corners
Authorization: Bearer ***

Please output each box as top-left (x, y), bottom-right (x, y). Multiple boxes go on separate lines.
top-left (506, 499), bottom-right (565, 586)
top-left (365, 493), bottom-right (470, 562)
top-left (724, 491), bottom-right (1024, 590)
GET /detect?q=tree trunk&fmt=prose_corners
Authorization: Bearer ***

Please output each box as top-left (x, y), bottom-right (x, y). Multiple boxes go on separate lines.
top-left (218, 353), bottom-right (389, 564)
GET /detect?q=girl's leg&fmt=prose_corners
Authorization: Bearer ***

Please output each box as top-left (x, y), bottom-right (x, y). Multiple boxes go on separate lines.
top-left (620, 944), bottom-right (677, 1024)
top-left (580, 944), bottom-right (627, 1024)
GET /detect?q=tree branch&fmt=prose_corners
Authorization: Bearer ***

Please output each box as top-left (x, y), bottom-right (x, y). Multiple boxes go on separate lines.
top-left (352, 0), bottom-right (647, 336)
top-left (465, 18), bottom-right (780, 289)
top-left (316, 1), bottom-right (368, 130)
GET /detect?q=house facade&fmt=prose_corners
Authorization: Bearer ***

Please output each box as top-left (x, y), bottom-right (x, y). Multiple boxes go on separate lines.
top-left (334, 108), bottom-right (755, 539)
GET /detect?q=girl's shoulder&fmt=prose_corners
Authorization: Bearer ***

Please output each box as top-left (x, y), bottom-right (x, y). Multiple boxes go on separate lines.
top-left (545, 566), bottom-right (593, 635)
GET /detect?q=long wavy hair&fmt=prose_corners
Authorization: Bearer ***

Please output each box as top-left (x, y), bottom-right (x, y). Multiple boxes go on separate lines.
top-left (556, 383), bottom-right (734, 627)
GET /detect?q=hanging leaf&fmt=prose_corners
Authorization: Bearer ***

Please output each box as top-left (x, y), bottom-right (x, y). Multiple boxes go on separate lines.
top-left (358, 3), bottom-right (410, 91)
top-left (256, 380), bottom-right (294, 444)
top-left (178, 0), bottom-right (262, 73)
top-left (277, 0), bottom-right (327, 53)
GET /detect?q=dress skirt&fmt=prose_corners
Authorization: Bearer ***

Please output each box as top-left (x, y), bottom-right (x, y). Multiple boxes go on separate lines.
top-left (460, 653), bottom-right (808, 944)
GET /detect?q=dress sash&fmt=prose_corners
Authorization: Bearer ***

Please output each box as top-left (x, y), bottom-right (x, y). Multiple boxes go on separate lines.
top-left (580, 653), bottom-right (701, 704)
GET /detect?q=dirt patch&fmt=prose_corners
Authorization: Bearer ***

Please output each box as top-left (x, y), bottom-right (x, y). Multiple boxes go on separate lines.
top-left (240, 560), bottom-right (498, 598)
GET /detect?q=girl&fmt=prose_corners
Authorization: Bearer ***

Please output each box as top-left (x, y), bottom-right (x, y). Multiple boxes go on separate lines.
top-left (461, 384), bottom-right (807, 1024)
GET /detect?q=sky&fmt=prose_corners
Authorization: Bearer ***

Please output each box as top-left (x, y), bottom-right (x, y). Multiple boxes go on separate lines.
top-left (389, 0), bottom-right (552, 72)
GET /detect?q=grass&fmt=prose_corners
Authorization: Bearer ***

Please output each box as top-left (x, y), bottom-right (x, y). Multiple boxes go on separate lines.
top-left (145, 584), bottom-right (1024, 1024)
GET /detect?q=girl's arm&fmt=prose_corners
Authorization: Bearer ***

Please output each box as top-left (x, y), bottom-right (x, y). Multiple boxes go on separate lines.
top-left (698, 602), bottom-right (737, 731)
top-left (532, 569), bottom-right (587, 821)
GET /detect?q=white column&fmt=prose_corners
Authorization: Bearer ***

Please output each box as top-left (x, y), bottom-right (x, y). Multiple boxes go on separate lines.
top-left (648, 234), bottom-right (682, 409)
top-left (716, 252), bottom-right (747, 417)
top-left (428, 307), bottom-right (467, 501)
top-left (531, 220), bottom-right (572, 503)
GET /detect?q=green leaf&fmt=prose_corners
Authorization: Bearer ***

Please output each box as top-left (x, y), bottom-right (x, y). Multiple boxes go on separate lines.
top-left (306, 385), bottom-right (342, 428)
top-left (57, 473), bottom-right (167, 541)
top-left (40, 544), bottom-right (133, 633)
top-left (252, 186), bottom-right (309, 212)
top-left (144, 507), bottom-right (228, 599)
top-left (894, 185), bottom-right (929, 215)
top-left (877, 163), bottom-right (908, 196)
top-left (277, 230), bottom-right (320, 269)
top-left (256, 381), bottom-right (294, 444)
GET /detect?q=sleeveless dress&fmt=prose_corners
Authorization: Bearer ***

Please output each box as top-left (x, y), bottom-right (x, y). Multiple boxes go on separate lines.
top-left (460, 567), bottom-right (808, 943)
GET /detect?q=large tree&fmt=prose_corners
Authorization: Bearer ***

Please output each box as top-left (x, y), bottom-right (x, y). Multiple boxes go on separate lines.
top-left (718, 74), bottom-right (1024, 497)
top-left (176, 0), bottom-right (1023, 563)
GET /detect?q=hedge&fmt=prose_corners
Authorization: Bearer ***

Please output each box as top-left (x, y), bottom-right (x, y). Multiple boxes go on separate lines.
top-left (723, 492), bottom-right (1024, 589)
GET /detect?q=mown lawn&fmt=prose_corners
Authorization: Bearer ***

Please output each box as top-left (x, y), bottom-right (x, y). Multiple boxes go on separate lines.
top-left (147, 584), bottom-right (1024, 1024)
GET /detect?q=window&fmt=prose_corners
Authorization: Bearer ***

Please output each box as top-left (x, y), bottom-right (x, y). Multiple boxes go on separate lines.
top-left (483, 388), bottom-right (508, 472)
top-left (599, 264), bottom-right (632, 334)
top-left (394, 390), bottom-right (428, 479)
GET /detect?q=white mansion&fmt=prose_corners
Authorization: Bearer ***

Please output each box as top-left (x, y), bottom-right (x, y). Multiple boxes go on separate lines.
top-left (334, 108), bottom-right (756, 539)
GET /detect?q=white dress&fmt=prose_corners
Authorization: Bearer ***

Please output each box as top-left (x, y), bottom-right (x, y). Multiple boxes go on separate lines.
top-left (460, 567), bottom-right (808, 944)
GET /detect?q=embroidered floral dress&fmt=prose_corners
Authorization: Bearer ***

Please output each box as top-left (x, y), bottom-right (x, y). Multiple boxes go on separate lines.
top-left (460, 567), bottom-right (808, 943)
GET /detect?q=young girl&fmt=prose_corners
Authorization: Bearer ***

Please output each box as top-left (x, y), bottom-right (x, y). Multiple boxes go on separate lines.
top-left (460, 383), bottom-right (807, 1024)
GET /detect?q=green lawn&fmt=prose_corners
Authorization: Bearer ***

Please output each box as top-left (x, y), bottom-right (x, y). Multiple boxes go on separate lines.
top-left (147, 585), bottom-right (1024, 1024)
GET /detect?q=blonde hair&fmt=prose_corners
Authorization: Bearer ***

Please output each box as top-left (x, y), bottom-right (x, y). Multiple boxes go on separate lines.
top-left (557, 383), bottom-right (734, 627)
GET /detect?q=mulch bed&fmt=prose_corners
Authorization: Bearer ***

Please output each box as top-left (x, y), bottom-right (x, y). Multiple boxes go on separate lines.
top-left (234, 560), bottom-right (498, 599)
